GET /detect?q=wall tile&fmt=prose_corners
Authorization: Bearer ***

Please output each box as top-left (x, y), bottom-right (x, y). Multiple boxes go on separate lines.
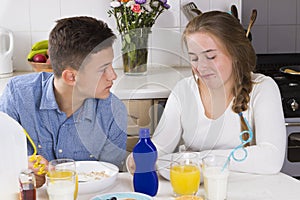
top-left (210, 0), bottom-right (242, 23)
top-left (0, 0), bottom-right (31, 31)
top-left (150, 28), bottom-right (182, 67)
top-left (12, 32), bottom-right (32, 72)
top-left (298, 0), bottom-right (300, 23)
top-left (178, 27), bottom-right (189, 67)
top-left (268, 25), bottom-right (297, 53)
top-left (93, 0), bottom-right (116, 27)
top-left (112, 34), bottom-right (124, 69)
top-left (30, 0), bottom-right (60, 31)
top-left (30, 31), bottom-right (51, 46)
top-left (210, 0), bottom-right (233, 12)
top-left (242, 0), bottom-right (268, 26)
top-left (180, 0), bottom-right (210, 28)
top-left (155, 0), bottom-right (180, 28)
top-left (179, 0), bottom-right (242, 28)
top-left (61, 0), bottom-right (95, 18)
top-left (296, 26), bottom-right (300, 53)
top-left (251, 26), bottom-right (268, 54)
top-left (269, 0), bottom-right (297, 25)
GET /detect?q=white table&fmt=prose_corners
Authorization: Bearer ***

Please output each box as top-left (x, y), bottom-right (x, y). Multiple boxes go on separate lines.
top-left (38, 172), bottom-right (300, 200)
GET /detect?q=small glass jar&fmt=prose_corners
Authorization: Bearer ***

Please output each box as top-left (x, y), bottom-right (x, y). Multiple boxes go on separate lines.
top-left (19, 169), bottom-right (36, 200)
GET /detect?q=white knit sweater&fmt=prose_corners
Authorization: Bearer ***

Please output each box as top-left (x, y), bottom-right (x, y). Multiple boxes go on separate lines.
top-left (153, 73), bottom-right (286, 174)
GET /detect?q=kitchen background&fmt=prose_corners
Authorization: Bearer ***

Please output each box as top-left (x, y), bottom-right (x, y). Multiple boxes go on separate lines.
top-left (0, 0), bottom-right (300, 72)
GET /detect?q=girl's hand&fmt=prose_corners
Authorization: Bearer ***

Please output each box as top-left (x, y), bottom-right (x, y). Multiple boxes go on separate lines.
top-left (126, 153), bottom-right (136, 175)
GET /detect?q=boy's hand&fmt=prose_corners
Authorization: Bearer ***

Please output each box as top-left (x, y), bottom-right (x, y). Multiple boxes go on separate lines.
top-left (28, 155), bottom-right (49, 188)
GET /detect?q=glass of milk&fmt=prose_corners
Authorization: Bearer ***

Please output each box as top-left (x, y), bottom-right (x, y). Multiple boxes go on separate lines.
top-left (46, 159), bottom-right (77, 200)
top-left (202, 155), bottom-right (229, 200)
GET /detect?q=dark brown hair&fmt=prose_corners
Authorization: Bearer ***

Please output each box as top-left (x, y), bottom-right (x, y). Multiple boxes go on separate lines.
top-left (49, 16), bottom-right (116, 77)
top-left (183, 11), bottom-right (256, 114)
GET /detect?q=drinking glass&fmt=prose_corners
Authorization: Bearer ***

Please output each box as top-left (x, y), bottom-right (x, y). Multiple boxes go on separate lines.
top-left (202, 155), bottom-right (229, 200)
top-left (170, 152), bottom-right (201, 197)
top-left (46, 159), bottom-right (78, 200)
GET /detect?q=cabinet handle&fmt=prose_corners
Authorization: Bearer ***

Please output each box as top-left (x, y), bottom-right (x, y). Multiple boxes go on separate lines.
top-left (285, 122), bottom-right (300, 126)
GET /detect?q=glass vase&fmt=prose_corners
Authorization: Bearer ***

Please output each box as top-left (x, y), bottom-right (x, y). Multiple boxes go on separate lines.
top-left (122, 28), bottom-right (150, 75)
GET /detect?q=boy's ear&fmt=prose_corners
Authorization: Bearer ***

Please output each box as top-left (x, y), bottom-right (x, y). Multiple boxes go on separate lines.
top-left (61, 68), bottom-right (77, 86)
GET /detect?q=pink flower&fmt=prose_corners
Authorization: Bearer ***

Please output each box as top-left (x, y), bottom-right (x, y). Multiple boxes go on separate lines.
top-left (131, 4), bottom-right (141, 13)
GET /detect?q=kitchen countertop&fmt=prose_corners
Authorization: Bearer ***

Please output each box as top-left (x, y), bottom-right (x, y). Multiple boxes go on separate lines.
top-left (112, 66), bottom-right (191, 99)
top-left (0, 67), bottom-right (192, 99)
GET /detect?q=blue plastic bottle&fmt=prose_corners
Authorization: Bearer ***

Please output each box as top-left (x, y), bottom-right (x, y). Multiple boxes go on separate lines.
top-left (133, 128), bottom-right (158, 196)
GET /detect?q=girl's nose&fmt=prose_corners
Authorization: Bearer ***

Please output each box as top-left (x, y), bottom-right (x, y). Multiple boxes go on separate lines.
top-left (195, 57), bottom-right (210, 71)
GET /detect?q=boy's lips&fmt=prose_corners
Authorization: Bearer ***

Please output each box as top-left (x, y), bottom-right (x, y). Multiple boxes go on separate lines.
top-left (106, 84), bottom-right (113, 89)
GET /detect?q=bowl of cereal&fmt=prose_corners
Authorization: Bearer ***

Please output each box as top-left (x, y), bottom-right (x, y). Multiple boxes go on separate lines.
top-left (75, 161), bottom-right (119, 194)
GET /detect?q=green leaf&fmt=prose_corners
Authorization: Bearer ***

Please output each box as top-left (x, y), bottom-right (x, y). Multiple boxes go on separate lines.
top-left (124, 34), bottom-right (131, 43)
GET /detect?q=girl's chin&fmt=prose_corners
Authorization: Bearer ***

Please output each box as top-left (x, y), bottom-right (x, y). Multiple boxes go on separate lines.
top-left (200, 79), bottom-right (223, 89)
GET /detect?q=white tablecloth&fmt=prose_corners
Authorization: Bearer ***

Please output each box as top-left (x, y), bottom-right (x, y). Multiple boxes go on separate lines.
top-left (38, 172), bottom-right (300, 200)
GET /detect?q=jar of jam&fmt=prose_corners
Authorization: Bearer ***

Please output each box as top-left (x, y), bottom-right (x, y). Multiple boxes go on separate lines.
top-left (19, 169), bottom-right (36, 200)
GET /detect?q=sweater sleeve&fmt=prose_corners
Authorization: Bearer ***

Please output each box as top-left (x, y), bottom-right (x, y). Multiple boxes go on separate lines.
top-left (152, 85), bottom-right (183, 157)
top-left (201, 76), bottom-right (286, 174)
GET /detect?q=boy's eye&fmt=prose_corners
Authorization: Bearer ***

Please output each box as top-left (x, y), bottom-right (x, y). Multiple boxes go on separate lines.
top-left (189, 55), bottom-right (198, 62)
top-left (98, 67), bottom-right (107, 73)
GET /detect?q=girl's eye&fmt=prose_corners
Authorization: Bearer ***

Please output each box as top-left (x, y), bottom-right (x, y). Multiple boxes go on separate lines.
top-left (205, 54), bottom-right (216, 60)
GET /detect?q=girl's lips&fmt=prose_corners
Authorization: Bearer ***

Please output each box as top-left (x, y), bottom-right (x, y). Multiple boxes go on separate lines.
top-left (200, 73), bottom-right (216, 79)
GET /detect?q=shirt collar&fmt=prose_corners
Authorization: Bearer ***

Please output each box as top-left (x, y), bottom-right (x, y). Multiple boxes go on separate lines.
top-left (75, 93), bottom-right (112, 122)
top-left (74, 98), bottom-right (96, 122)
top-left (39, 76), bottom-right (95, 120)
top-left (40, 75), bottom-right (60, 110)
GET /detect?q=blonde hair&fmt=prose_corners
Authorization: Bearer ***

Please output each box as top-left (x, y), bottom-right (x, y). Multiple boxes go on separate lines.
top-left (183, 11), bottom-right (256, 114)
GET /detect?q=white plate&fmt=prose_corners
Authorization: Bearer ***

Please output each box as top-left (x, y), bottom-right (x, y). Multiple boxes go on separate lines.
top-left (75, 161), bottom-right (118, 194)
top-left (156, 152), bottom-right (203, 181)
top-left (90, 192), bottom-right (153, 200)
top-left (156, 153), bottom-right (172, 180)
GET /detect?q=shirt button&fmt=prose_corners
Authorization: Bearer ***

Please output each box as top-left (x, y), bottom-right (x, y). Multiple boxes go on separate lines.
top-left (89, 155), bottom-right (94, 158)
top-left (38, 145), bottom-right (42, 148)
top-left (58, 149), bottom-right (63, 153)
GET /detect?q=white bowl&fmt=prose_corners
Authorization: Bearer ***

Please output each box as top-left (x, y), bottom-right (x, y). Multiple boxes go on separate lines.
top-left (75, 161), bottom-right (118, 194)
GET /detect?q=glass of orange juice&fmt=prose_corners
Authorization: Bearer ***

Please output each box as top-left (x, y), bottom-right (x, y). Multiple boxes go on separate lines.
top-left (47, 159), bottom-right (78, 200)
top-left (170, 152), bottom-right (201, 197)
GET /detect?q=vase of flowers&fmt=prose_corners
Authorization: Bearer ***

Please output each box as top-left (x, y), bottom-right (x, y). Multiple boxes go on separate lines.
top-left (108, 0), bottom-right (170, 75)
